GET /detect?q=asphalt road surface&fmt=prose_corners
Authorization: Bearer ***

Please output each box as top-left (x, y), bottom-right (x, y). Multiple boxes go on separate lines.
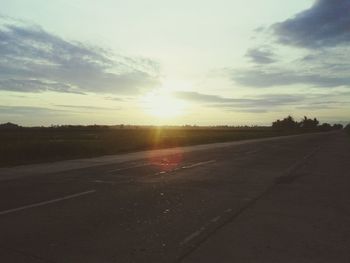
top-left (0, 132), bottom-right (349, 262)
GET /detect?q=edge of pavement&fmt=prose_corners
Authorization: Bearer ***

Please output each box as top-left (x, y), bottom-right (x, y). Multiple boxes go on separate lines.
top-left (0, 132), bottom-right (332, 181)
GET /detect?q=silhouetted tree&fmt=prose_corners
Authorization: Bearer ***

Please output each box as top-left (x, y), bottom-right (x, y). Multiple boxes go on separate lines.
top-left (272, 116), bottom-right (299, 130)
top-left (300, 116), bottom-right (319, 129)
top-left (320, 123), bottom-right (332, 131)
top-left (0, 122), bottom-right (20, 129)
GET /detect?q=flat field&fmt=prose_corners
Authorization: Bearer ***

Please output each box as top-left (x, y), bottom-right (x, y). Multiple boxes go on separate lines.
top-left (0, 126), bottom-right (306, 167)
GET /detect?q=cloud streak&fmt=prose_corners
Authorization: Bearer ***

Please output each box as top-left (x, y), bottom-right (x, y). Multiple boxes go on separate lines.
top-left (0, 19), bottom-right (160, 94)
top-left (230, 0), bottom-right (350, 89)
top-left (245, 48), bottom-right (276, 64)
top-left (233, 65), bottom-right (350, 88)
top-left (174, 91), bottom-right (308, 113)
top-left (0, 105), bottom-right (67, 116)
top-left (174, 90), bottom-right (349, 113)
top-left (54, 104), bottom-right (121, 111)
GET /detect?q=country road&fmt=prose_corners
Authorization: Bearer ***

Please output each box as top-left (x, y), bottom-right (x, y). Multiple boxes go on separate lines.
top-left (0, 132), bottom-right (349, 262)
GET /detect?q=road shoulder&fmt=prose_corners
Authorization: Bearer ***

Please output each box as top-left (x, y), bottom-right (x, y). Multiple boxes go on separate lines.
top-left (181, 132), bottom-right (350, 263)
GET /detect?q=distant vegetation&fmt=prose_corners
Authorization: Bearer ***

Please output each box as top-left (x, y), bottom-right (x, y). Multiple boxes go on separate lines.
top-left (0, 118), bottom-right (345, 167)
top-left (0, 122), bottom-right (21, 129)
top-left (272, 116), bottom-right (344, 132)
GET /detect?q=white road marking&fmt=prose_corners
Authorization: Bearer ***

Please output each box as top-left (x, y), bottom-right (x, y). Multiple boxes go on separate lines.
top-left (211, 216), bottom-right (221, 223)
top-left (91, 180), bottom-right (115, 184)
top-left (0, 190), bottom-right (96, 216)
top-left (180, 227), bottom-right (206, 246)
top-left (107, 163), bottom-right (150, 173)
top-left (245, 150), bottom-right (260, 155)
top-left (180, 214), bottom-right (224, 246)
top-left (181, 160), bottom-right (216, 169)
top-left (153, 160), bottom-right (216, 176)
top-left (224, 208), bottom-right (233, 213)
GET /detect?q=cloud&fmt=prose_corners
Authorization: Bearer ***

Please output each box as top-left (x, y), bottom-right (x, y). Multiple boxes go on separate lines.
top-left (0, 105), bottom-right (67, 116)
top-left (175, 90), bottom-right (349, 113)
top-left (0, 79), bottom-right (81, 93)
top-left (174, 91), bottom-right (307, 113)
top-left (245, 47), bottom-right (276, 64)
top-left (54, 104), bottom-right (121, 111)
top-left (104, 97), bottom-right (123, 101)
top-left (272, 0), bottom-right (350, 48)
top-left (0, 18), bottom-right (160, 94)
top-left (233, 65), bottom-right (350, 88)
top-left (230, 1), bottom-right (350, 89)
top-left (173, 91), bottom-right (235, 103)
top-left (0, 104), bottom-right (121, 117)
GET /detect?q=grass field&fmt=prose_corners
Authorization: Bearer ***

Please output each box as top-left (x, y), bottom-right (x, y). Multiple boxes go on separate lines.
top-left (0, 126), bottom-right (314, 167)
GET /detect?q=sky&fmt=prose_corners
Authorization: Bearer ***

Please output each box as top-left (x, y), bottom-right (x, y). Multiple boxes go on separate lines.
top-left (0, 0), bottom-right (349, 126)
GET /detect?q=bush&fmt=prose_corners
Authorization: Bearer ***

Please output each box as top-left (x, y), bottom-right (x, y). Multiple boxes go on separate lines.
top-left (300, 116), bottom-right (319, 129)
top-left (320, 123), bottom-right (332, 131)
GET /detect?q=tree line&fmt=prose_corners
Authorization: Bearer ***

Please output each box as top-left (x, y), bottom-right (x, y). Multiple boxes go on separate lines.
top-left (272, 116), bottom-right (344, 131)
top-left (1, 120), bottom-right (349, 133)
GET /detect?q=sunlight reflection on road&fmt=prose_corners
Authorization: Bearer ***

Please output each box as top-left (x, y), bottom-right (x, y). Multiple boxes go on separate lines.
top-left (147, 149), bottom-right (184, 173)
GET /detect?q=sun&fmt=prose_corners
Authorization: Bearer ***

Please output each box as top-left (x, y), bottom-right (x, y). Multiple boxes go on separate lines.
top-left (141, 89), bottom-right (186, 118)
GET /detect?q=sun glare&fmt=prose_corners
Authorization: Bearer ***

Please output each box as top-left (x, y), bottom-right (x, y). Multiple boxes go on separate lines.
top-left (141, 89), bottom-right (186, 118)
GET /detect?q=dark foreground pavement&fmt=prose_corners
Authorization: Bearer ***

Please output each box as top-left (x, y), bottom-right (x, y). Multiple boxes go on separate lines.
top-left (0, 132), bottom-right (349, 262)
top-left (183, 131), bottom-right (350, 263)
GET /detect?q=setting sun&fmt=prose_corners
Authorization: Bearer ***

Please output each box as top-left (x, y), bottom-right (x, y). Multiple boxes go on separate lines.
top-left (2, 1), bottom-right (350, 262)
top-left (141, 89), bottom-right (186, 118)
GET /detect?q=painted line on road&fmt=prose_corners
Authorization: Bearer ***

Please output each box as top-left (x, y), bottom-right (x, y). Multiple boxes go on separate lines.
top-left (210, 216), bottom-right (221, 223)
top-left (181, 160), bottom-right (216, 169)
top-left (107, 163), bottom-right (150, 173)
top-left (245, 150), bottom-right (260, 155)
top-left (91, 179), bottom-right (133, 184)
top-left (224, 208), bottom-right (233, 213)
top-left (0, 190), bottom-right (96, 216)
top-left (153, 160), bottom-right (216, 176)
top-left (91, 180), bottom-right (116, 184)
top-left (180, 227), bottom-right (207, 246)
top-left (180, 213), bottom-right (226, 246)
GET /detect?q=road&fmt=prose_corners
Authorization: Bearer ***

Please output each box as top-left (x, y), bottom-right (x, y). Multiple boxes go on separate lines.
top-left (0, 132), bottom-right (349, 262)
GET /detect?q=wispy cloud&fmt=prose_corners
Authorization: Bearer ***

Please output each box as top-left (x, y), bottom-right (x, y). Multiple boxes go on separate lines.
top-left (174, 90), bottom-right (349, 113)
top-left (233, 64), bottom-right (350, 88)
top-left (0, 104), bottom-right (121, 118)
top-left (174, 91), bottom-right (235, 103)
top-left (0, 79), bottom-right (82, 94)
top-left (54, 104), bottom-right (121, 111)
top-left (0, 105), bottom-right (67, 116)
top-left (174, 91), bottom-right (303, 113)
top-left (0, 18), bottom-right (160, 94)
top-left (245, 47), bottom-right (276, 64)
top-left (229, 0), bottom-right (350, 90)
